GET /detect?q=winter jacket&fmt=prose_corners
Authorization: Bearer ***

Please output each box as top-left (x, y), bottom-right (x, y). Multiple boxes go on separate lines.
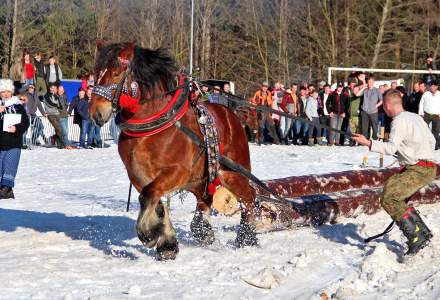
top-left (33, 58), bottom-right (45, 78)
top-left (305, 96), bottom-right (319, 119)
top-left (23, 91), bottom-right (46, 116)
top-left (297, 95), bottom-right (308, 117)
top-left (280, 92), bottom-right (298, 114)
top-left (44, 64), bottom-right (62, 86)
top-left (58, 94), bottom-right (69, 118)
top-left (327, 92), bottom-right (349, 115)
top-left (68, 95), bottom-right (90, 124)
top-left (0, 97), bottom-right (30, 150)
top-left (76, 97), bottom-right (90, 120)
top-left (43, 92), bottom-right (62, 116)
top-left (252, 90), bottom-right (272, 107)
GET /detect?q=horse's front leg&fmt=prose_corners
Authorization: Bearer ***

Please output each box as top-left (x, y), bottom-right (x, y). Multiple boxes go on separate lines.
top-left (136, 168), bottom-right (186, 260)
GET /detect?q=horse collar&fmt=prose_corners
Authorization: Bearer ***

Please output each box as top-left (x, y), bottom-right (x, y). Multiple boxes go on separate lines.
top-left (116, 73), bottom-right (190, 137)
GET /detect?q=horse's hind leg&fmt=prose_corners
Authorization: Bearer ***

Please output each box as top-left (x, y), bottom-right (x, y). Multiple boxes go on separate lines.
top-left (190, 188), bottom-right (215, 246)
top-left (220, 170), bottom-right (258, 247)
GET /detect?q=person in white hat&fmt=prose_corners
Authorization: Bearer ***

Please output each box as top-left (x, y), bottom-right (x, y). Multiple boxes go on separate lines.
top-left (0, 79), bottom-right (29, 199)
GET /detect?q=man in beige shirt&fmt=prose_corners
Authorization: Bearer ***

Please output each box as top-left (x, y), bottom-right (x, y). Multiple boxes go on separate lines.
top-left (352, 89), bottom-right (437, 256)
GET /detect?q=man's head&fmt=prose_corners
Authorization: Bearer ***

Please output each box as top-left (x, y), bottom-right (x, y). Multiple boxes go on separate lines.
top-left (413, 82), bottom-right (420, 92)
top-left (87, 85), bottom-right (93, 98)
top-left (0, 79), bottom-right (14, 99)
top-left (379, 85), bottom-right (385, 95)
top-left (391, 81), bottom-right (398, 90)
top-left (78, 89), bottom-right (86, 99)
top-left (336, 82), bottom-right (344, 93)
top-left (383, 89), bottom-right (404, 117)
top-left (223, 83), bottom-right (230, 93)
top-left (49, 84), bottom-right (58, 94)
top-left (420, 82), bottom-right (427, 93)
top-left (427, 54), bottom-right (433, 64)
top-left (274, 81), bottom-right (281, 89)
top-left (299, 86), bottom-right (307, 97)
top-left (201, 85), bottom-right (209, 93)
top-left (213, 85), bottom-right (221, 94)
top-left (34, 52), bottom-right (42, 61)
top-left (291, 83), bottom-right (298, 93)
top-left (430, 80), bottom-right (438, 94)
top-left (58, 85), bottom-right (65, 94)
top-left (324, 84), bottom-right (330, 94)
top-left (308, 84), bottom-right (315, 94)
top-left (48, 56), bottom-right (56, 65)
top-left (261, 81), bottom-right (269, 92)
top-left (367, 75), bottom-right (375, 88)
top-left (27, 84), bottom-right (35, 94)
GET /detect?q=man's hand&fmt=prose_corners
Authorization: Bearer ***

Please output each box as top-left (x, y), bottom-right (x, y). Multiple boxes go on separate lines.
top-left (351, 133), bottom-right (371, 147)
top-left (329, 112), bottom-right (334, 118)
top-left (0, 106), bottom-right (5, 113)
top-left (341, 113), bottom-right (346, 118)
top-left (8, 125), bottom-right (16, 133)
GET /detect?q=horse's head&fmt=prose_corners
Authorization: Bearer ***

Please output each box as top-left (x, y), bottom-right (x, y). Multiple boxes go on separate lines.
top-left (90, 41), bottom-right (177, 126)
top-left (90, 41), bottom-right (135, 126)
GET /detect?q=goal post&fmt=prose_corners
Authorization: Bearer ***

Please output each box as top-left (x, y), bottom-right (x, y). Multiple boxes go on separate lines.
top-left (328, 67), bottom-right (440, 85)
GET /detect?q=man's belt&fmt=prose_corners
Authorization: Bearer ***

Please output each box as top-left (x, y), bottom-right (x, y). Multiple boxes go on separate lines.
top-left (400, 160), bottom-right (435, 173)
top-left (415, 160), bottom-right (436, 168)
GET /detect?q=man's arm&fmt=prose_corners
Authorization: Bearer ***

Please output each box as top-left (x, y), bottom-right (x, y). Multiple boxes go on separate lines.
top-left (352, 119), bottom-right (405, 156)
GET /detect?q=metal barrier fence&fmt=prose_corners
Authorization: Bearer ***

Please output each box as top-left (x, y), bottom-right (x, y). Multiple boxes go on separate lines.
top-left (23, 116), bottom-right (117, 147)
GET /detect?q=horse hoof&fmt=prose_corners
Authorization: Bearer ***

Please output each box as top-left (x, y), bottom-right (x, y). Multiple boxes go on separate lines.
top-left (156, 240), bottom-right (179, 261)
top-left (190, 213), bottom-right (216, 246)
top-left (137, 231), bottom-right (160, 248)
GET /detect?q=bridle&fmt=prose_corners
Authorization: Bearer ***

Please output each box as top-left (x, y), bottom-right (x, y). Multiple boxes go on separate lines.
top-left (91, 58), bottom-right (190, 137)
top-left (92, 59), bottom-right (135, 111)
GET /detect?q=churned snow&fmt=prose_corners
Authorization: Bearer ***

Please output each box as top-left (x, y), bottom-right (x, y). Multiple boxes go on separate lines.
top-left (1, 144), bottom-right (440, 299)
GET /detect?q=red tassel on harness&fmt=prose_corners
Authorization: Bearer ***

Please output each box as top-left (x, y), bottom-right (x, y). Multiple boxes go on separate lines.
top-left (219, 143), bottom-right (225, 155)
top-left (208, 177), bottom-right (222, 196)
top-left (119, 94), bottom-right (140, 114)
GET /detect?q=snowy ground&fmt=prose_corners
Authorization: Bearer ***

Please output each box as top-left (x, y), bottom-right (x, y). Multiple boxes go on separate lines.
top-left (1, 144), bottom-right (440, 299)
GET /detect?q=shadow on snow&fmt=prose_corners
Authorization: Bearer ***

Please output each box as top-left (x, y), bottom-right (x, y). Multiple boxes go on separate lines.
top-left (0, 207), bottom-right (196, 260)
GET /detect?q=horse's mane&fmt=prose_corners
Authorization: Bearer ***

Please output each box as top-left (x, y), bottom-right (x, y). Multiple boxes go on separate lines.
top-left (95, 42), bottom-right (177, 101)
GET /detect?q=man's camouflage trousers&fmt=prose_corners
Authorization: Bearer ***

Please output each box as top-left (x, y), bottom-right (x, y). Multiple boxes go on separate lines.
top-left (382, 164), bottom-right (436, 221)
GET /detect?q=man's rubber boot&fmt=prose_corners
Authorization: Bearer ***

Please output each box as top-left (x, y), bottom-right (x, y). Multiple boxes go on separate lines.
top-left (406, 207), bottom-right (433, 239)
top-left (396, 208), bottom-right (431, 256)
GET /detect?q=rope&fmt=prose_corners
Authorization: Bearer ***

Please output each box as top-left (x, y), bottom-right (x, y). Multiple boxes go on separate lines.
top-left (196, 81), bottom-right (353, 138)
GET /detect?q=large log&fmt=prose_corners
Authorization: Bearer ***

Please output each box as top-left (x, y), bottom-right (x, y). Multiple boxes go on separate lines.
top-left (257, 179), bottom-right (440, 231)
top-left (256, 165), bottom-right (440, 198)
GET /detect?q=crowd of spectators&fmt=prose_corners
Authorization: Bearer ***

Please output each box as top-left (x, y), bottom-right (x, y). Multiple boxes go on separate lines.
top-left (10, 50), bottom-right (116, 150)
top-left (4, 49), bottom-right (440, 150)
top-left (244, 54), bottom-right (440, 147)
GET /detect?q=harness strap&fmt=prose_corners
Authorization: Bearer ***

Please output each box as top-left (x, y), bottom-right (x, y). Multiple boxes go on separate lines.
top-left (174, 120), bottom-right (299, 212)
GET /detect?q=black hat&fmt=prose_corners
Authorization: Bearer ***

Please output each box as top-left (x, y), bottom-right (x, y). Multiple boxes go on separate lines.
top-left (337, 81), bottom-right (344, 88)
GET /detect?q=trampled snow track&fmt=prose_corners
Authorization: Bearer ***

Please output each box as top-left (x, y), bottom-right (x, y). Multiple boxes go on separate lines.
top-left (1, 144), bottom-right (440, 299)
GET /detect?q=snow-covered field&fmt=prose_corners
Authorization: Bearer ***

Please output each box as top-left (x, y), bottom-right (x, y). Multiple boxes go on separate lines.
top-left (1, 144), bottom-right (440, 299)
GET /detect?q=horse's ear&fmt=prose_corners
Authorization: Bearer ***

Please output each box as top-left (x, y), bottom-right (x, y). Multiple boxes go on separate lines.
top-left (118, 42), bottom-right (135, 64)
top-left (96, 40), bottom-right (106, 51)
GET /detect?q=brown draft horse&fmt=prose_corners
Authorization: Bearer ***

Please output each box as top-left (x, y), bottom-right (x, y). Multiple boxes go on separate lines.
top-left (89, 42), bottom-right (259, 260)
